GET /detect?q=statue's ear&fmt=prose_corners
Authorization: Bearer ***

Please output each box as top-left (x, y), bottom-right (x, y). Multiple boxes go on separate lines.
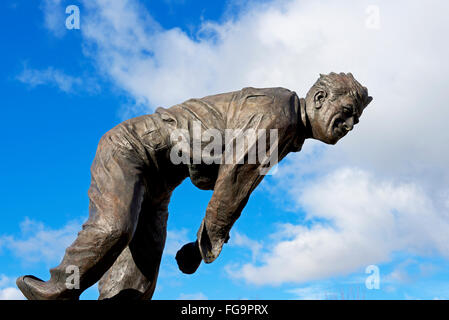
top-left (314, 90), bottom-right (327, 109)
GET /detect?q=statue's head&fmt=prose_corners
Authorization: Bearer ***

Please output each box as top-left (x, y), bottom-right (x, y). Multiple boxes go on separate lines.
top-left (305, 72), bottom-right (373, 145)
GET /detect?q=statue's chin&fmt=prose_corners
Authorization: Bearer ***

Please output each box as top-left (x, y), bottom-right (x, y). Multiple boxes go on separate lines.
top-left (314, 135), bottom-right (338, 145)
top-left (329, 126), bottom-right (349, 144)
top-left (311, 126), bottom-right (342, 144)
top-left (326, 138), bottom-right (339, 145)
top-left (322, 130), bottom-right (342, 145)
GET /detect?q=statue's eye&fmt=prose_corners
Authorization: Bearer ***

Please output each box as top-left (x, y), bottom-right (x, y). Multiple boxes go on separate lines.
top-left (343, 106), bottom-right (353, 115)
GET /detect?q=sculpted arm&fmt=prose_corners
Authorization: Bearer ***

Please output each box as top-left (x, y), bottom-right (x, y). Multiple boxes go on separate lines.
top-left (197, 160), bottom-right (265, 263)
top-left (175, 112), bottom-right (282, 273)
top-left (175, 88), bottom-right (295, 273)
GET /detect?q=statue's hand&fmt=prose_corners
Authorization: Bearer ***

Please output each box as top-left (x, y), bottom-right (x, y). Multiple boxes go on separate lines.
top-left (175, 241), bottom-right (202, 274)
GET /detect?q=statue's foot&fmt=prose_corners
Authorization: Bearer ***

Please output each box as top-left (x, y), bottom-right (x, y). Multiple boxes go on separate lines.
top-left (16, 275), bottom-right (77, 300)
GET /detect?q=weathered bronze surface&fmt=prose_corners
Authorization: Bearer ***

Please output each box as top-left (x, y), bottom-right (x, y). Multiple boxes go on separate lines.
top-left (16, 72), bottom-right (372, 300)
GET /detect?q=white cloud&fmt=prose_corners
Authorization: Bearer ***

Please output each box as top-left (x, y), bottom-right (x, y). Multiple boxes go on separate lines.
top-left (17, 65), bottom-right (100, 94)
top-left (0, 218), bottom-right (83, 266)
top-left (178, 292), bottom-right (208, 300)
top-left (229, 231), bottom-right (262, 263)
top-left (41, 0), bottom-right (67, 37)
top-left (287, 285), bottom-right (327, 300)
top-left (229, 168), bottom-right (449, 285)
top-left (164, 228), bottom-right (190, 256)
top-left (0, 275), bottom-right (25, 300)
top-left (384, 260), bottom-right (416, 285)
top-left (0, 275), bottom-right (15, 288)
top-left (383, 259), bottom-right (440, 287)
top-left (17, 66), bottom-right (83, 93)
top-left (287, 284), bottom-right (366, 300)
top-left (0, 288), bottom-right (25, 300)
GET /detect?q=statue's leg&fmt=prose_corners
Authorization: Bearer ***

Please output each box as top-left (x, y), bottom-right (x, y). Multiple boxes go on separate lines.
top-left (98, 193), bottom-right (171, 300)
top-left (17, 132), bottom-right (147, 300)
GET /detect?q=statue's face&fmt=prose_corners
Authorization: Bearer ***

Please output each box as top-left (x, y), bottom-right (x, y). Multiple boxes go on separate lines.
top-left (307, 91), bottom-right (362, 145)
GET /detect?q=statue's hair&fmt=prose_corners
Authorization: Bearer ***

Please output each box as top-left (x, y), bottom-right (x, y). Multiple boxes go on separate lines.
top-left (307, 72), bottom-right (373, 110)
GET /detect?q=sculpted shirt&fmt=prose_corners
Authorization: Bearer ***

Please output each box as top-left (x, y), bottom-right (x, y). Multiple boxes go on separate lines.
top-left (120, 87), bottom-right (305, 263)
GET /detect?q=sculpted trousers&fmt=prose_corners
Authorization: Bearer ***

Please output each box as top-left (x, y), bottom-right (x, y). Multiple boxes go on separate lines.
top-left (49, 127), bottom-right (170, 300)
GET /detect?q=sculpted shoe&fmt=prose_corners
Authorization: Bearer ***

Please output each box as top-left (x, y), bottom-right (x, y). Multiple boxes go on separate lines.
top-left (16, 275), bottom-right (79, 300)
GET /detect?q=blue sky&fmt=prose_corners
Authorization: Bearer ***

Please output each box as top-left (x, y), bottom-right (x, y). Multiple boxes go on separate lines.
top-left (1, 0), bottom-right (449, 300)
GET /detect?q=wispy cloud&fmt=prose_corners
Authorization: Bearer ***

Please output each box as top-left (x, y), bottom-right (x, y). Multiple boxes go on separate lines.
top-left (41, 0), bottom-right (67, 37)
top-left (0, 217), bottom-right (83, 266)
top-left (17, 66), bottom-right (82, 93)
top-left (164, 228), bottom-right (190, 256)
top-left (0, 287), bottom-right (25, 300)
top-left (229, 231), bottom-right (262, 263)
top-left (287, 285), bottom-right (328, 300)
top-left (0, 275), bottom-right (25, 300)
top-left (178, 292), bottom-right (208, 300)
top-left (17, 65), bottom-right (99, 94)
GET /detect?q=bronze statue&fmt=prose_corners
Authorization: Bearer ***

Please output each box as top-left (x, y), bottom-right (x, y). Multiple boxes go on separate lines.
top-left (16, 72), bottom-right (372, 300)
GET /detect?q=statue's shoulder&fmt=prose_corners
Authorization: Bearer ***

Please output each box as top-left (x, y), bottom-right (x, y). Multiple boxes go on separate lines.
top-left (239, 86), bottom-right (298, 107)
top-left (240, 86), bottom-right (296, 98)
top-left (240, 86), bottom-right (292, 93)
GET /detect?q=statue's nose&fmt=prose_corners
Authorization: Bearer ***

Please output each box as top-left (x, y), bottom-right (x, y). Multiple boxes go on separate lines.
top-left (344, 118), bottom-right (354, 131)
